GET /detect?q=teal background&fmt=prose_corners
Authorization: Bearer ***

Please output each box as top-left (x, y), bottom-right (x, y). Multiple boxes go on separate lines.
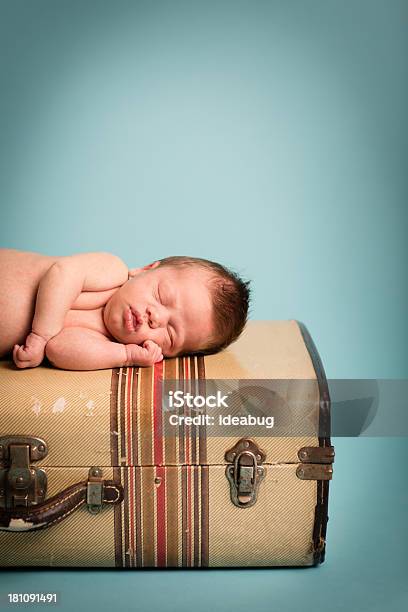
top-left (0, 1), bottom-right (407, 610)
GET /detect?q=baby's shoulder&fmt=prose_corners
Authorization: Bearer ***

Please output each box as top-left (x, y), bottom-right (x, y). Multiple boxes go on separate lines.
top-left (0, 249), bottom-right (57, 281)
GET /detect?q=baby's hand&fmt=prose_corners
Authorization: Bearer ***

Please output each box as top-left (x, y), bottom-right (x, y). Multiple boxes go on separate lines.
top-left (13, 332), bottom-right (47, 369)
top-left (128, 268), bottom-right (139, 279)
top-left (125, 340), bottom-right (163, 367)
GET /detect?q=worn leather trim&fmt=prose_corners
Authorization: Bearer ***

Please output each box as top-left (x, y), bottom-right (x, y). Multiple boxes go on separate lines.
top-left (296, 321), bottom-right (332, 566)
top-left (0, 479), bottom-right (123, 532)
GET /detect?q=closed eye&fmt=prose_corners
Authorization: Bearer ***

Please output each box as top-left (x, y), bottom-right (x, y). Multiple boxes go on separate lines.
top-left (167, 326), bottom-right (173, 350)
top-left (158, 282), bottom-right (174, 307)
top-left (156, 286), bottom-right (162, 303)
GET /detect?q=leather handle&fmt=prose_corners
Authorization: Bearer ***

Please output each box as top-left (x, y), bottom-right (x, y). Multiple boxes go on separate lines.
top-left (0, 479), bottom-right (123, 532)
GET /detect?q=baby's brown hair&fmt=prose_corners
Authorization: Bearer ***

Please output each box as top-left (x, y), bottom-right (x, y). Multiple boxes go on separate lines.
top-left (158, 256), bottom-right (251, 355)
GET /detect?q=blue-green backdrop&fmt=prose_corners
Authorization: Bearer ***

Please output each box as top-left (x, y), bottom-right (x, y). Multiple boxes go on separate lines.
top-left (0, 1), bottom-right (407, 610)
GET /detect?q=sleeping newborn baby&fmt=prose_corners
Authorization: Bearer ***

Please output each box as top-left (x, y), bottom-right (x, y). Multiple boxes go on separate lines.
top-left (0, 249), bottom-right (250, 370)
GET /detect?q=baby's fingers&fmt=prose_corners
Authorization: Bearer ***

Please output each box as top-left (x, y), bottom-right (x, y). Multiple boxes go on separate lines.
top-left (13, 344), bottom-right (31, 368)
top-left (12, 344), bottom-right (20, 363)
top-left (153, 347), bottom-right (163, 363)
top-left (13, 344), bottom-right (27, 359)
top-left (13, 343), bottom-right (44, 369)
top-left (142, 340), bottom-right (163, 363)
top-left (143, 340), bottom-right (158, 350)
top-left (128, 268), bottom-right (138, 278)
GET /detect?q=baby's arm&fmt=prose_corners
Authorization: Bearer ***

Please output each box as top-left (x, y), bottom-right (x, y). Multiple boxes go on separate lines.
top-left (45, 328), bottom-right (163, 370)
top-left (13, 253), bottom-right (129, 368)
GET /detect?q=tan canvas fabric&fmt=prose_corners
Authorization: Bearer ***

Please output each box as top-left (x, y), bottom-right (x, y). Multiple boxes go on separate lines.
top-left (0, 362), bottom-right (113, 467)
top-left (208, 465), bottom-right (316, 567)
top-left (205, 320), bottom-right (317, 379)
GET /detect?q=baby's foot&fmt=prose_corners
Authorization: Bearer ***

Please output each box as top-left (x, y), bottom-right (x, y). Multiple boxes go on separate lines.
top-left (13, 332), bottom-right (47, 369)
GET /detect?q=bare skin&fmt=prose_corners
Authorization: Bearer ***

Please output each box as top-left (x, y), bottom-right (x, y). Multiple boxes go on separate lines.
top-left (0, 249), bottom-right (215, 371)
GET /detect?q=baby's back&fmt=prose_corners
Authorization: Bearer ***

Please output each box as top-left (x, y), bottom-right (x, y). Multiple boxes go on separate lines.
top-left (0, 249), bottom-right (58, 357)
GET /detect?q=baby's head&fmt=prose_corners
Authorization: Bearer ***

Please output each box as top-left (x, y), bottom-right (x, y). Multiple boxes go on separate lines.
top-left (103, 255), bottom-right (250, 357)
top-left (157, 256), bottom-right (251, 355)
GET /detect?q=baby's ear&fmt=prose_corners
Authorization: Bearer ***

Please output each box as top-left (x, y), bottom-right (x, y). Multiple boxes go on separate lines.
top-left (128, 261), bottom-right (160, 278)
top-left (143, 261), bottom-right (160, 271)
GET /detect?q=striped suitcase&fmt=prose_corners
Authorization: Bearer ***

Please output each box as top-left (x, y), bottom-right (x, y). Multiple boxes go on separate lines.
top-left (0, 320), bottom-right (334, 567)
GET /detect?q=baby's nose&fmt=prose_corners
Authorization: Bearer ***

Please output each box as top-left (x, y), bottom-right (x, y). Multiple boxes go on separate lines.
top-left (147, 306), bottom-right (166, 329)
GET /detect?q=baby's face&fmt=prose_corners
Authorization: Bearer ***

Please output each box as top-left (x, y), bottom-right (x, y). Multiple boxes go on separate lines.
top-left (103, 264), bottom-right (215, 357)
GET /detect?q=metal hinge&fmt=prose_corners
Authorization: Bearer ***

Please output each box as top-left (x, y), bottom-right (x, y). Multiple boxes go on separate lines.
top-left (87, 467), bottom-right (104, 514)
top-left (296, 446), bottom-right (335, 481)
top-left (0, 436), bottom-right (48, 509)
top-left (225, 438), bottom-right (266, 508)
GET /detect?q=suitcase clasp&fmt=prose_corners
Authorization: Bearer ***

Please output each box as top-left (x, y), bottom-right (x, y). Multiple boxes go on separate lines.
top-left (225, 438), bottom-right (266, 508)
top-left (0, 436), bottom-right (48, 510)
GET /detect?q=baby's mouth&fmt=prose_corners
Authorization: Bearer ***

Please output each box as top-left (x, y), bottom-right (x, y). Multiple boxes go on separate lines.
top-left (124, 307), bottom-right (143, 333)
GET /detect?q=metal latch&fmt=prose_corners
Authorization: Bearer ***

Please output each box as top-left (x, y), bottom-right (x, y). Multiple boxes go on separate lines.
top-left (0, 436), bottom-right (48, 510)
top-left (225, 439), bottom-right (266, 508)
top-left (87, 467), bottom-right (104, 514)
top-left (296, 445), bottom-right (335, 481)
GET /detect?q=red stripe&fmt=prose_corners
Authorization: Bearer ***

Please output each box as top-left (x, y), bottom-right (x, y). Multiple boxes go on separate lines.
top-left (153, 362), bottom-right (166, 566)
top-left (126, 369), bottom-right (136, 565)
top-left (153, 361), bottom-right (164, 465)
top-left (184, 357), bottom-right (190, 464)
top-left (184, 359), bottom-right (192, 566)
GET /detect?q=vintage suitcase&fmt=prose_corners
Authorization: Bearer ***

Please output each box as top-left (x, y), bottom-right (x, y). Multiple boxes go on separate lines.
top-left (0, 320), bottom-right (334, 567)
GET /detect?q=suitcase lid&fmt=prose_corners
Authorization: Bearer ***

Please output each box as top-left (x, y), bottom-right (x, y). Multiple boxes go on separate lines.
top-left (0, 321), bottom-right (330, 469)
